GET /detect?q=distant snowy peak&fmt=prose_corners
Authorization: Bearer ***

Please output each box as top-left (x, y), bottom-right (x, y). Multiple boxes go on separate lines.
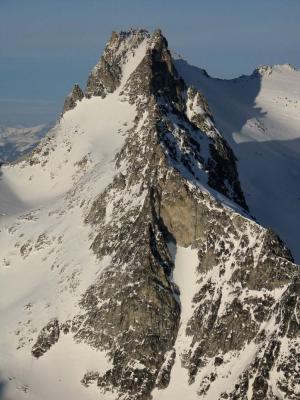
top-left (169, 49), bottom-right (183, 60)
top-left (253, 63), bottom-right (298, 77)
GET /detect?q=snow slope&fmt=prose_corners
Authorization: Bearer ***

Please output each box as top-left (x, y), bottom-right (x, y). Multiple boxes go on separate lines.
top-left (175, 60), bottom-right (300, 262)
top-left (152, 245), bottom-right (200, 400)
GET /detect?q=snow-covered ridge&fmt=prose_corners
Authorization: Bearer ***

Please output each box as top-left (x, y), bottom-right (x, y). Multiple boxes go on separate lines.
top-left (171, 57), bottom-right (299, 81)
top-left (175, 56), bottom-right (300, 263)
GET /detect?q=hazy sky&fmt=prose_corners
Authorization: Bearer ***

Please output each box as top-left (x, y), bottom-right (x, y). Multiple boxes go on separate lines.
top-left (1, 0), bottom-right (299, 126)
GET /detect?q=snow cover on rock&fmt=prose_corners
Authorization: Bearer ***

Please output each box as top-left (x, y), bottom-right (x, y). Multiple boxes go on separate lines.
top-left (175, 58), bottom-right (300, 262)
top-left (0, 29), bottom-right (299, 400)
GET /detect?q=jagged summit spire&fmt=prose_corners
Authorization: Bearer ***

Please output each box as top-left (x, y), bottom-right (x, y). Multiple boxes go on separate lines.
top-left (61, 28), bottom-right (153, 113)
top-left (84, 28), bottom-right (180, 100)
top-left (60, 28), bottom-right (248, 209)
top-left (85, 28), bottom-right (152, 98)
top-left (63, 28), bottom-right (176, 106)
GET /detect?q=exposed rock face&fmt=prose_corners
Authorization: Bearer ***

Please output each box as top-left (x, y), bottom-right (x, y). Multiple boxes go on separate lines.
top-left (25, 29), bottom-right (300, 400)
top-left (31, 318), bottom-right (60, 358)
top-left (62, 84), bottom-right (84, 114)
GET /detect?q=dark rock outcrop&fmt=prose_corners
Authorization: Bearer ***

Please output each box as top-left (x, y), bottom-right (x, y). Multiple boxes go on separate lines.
top-left (31, 318), bottom-right (60, 358)
top-left (62, 84), bottom-right (84, 114)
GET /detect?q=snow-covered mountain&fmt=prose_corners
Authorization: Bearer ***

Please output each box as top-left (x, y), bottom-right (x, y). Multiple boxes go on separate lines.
top-left (0, 123), bottom-right (53, 163)
top-left (0, 29), bottom-right (299, 400)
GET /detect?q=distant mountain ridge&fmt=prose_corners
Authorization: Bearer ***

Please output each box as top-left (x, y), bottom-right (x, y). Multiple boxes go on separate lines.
top-left (0, 123), bottom-right (54, 163)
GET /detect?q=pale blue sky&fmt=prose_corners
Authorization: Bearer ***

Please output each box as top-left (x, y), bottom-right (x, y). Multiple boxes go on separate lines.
top-left (1, 0), bottom-right (299, 125)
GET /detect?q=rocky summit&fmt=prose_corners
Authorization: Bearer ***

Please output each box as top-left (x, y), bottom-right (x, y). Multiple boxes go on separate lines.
top-left (0, 29), bottom-right (299, 400)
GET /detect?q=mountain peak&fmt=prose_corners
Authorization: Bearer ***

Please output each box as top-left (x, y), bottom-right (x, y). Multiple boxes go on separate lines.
top-left (1, 28), bottom-right (299, 400)
top-left (85, 28), bottom-right (151, 98)
top-left (84, 28), bottom-right (179, 101)
top-left (61, 28), bottom-right (248, 210)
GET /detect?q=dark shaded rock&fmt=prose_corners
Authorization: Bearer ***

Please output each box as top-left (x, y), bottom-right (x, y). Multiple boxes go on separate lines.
top-left (31, 318), bottom-right (60, 358)
top-left (62, 84), bottom-right (84, 114)
top-left (81, 371), bottom-right (100, 387)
